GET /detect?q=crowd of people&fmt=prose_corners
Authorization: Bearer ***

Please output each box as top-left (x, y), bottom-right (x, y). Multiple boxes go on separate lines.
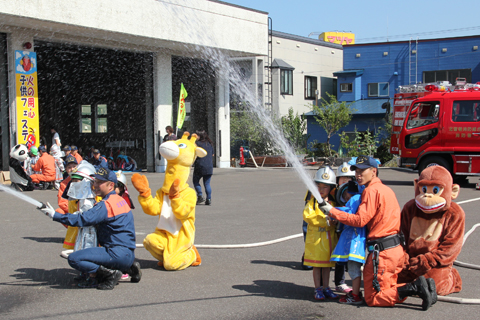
top-left (7, 125), bottom-right (454, 307)
top-left (28, 127), bottom-right (213, 290)
top-left (302, 155), bottom-right (438, 310)
top-left (9, 127), bottom-right (139, 191)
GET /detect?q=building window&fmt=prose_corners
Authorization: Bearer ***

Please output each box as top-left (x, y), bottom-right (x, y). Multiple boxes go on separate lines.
top-left (97, 104), bottom-right (108, 133)
top-left (79, 103), bottom-right (108, 133)
top-left (80, 105), bottom-right (92, 133)
top-left (280, 69), bottom-right (293, 95)
top-left (340, 83), bottom-right (352, 92)
top-left (305, 76), bottom-right (317, 99)
top-left (368, 82), bottom-right (389, 97)
top-left (423, 69), bottom-right (471, 84)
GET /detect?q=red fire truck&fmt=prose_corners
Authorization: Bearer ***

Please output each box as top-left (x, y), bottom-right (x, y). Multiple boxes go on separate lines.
top-left (392, 79), bottom-right (480, 181)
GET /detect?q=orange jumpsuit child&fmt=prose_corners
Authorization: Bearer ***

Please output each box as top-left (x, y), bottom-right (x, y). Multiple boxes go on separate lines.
top-left (30, 147), bottom-right (56, 184)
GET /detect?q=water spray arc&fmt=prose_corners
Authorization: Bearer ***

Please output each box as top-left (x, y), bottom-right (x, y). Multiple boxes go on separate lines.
top-left (0, 184), bottom-right (42, 207)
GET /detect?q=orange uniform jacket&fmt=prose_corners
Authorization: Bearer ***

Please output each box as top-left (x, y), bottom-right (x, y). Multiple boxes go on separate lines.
top-left (57, 176), bottom-right (71, 214)
top-left (329, 177), bottom-right (401, 240)
top-left (33, 153), bottom-right (56, 180)
top-left (73, 153), bottom-right (83, 164)
top-left (329, 177), bottom-right (404, 307)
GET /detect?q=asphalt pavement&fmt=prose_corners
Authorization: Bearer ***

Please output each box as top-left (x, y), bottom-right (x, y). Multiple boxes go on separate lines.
top-left (1, 167), bottom-right (480, 320)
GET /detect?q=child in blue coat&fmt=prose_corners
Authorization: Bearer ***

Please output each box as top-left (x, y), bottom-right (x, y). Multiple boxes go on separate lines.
top-left (330, 180), bottom-right (367, 305)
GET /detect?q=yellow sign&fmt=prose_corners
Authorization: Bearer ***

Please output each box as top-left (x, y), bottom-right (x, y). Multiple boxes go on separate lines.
top-left (15, 50), bottom-right (39, 148)
top-left (320, 32), bottom-right (355, 45)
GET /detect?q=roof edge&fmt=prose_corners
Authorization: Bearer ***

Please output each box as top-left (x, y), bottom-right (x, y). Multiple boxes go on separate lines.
top-left (207, 0), bottom-right (269, 15)
top-left (272, 30), bottom-right (343, 49)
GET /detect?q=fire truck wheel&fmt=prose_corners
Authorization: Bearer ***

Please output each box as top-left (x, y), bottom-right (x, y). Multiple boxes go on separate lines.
top-left (418, 156), bottom-right (451, 175)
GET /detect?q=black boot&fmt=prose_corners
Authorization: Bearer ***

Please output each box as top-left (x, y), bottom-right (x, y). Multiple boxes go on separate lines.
top-left (126, 261), bottom-right (142, 283)
top-left (96, 266), bottom-right (122, 290)
top-left (196, 196), bottom-right (205, 204)
top-left (398, 276), bottom-right (433, 311)
top-left (205, 199), bottom-right (211, 205)
top-left (426, 277), bottom-right (437, 305)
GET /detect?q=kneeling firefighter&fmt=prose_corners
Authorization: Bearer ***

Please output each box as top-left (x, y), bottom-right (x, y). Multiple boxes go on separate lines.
top-left (319, 155), bottom-right (437, 310)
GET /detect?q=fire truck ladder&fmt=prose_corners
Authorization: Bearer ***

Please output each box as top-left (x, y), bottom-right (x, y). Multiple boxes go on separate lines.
top-left (409, 38), bottom-right (418, 85)
top-left (264, 17), bottom-right (273, 112)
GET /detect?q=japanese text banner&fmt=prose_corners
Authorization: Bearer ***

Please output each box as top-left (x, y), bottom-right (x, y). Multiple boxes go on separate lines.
top-left (15, 50), bottom-right (39, 148)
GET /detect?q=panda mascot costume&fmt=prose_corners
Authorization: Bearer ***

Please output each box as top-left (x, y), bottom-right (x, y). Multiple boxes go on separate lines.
top-left (9, 144), bottom-right (34, 191)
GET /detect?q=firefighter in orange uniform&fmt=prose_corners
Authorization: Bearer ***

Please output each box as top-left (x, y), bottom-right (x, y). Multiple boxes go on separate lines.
top-left (30, 145), bottom-right (56, 186)
top-left (319, 156), bottom-right (437, 311)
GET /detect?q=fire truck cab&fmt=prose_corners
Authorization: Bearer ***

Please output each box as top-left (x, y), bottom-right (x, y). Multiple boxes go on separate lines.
top-left (393, 79), bottom-right (480, 180)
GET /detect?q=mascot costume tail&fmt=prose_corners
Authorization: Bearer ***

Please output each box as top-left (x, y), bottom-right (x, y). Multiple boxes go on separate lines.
top-left (132, 132), bottom-right (206, 271)
top-left (398, 165), bottom-right (465, 296)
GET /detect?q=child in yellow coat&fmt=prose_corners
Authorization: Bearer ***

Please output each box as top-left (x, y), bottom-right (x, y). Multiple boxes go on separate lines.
top-left (303, 166), bottom-right (339, 300)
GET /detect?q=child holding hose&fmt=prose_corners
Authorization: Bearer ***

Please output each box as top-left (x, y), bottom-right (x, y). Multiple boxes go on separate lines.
top-left (303, 166), bottom-right (339, 300)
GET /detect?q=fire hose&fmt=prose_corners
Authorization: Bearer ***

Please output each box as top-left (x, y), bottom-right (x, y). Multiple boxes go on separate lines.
top-left (139, 197), bottom-right (480, 304)
top-left (4, 181), bottom-right (477, 305)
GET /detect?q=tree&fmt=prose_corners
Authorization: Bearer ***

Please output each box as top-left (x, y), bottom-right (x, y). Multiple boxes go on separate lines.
top-left (374, 113), bottom-right (394, 164)
top-left (230, 110), bottom-right (277, 156)
top-left (338, 114), bottom-right (394, 165)
top-left (281, 107), bottom-right (309, 154)
top-left (310, 93), bottom-right (354, 156)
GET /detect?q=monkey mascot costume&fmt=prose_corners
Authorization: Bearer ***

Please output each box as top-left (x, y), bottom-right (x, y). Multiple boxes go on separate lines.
top-left (399, 165), bottom-right (465, 296)
top-left (131, 132), bottom-right (206, 271)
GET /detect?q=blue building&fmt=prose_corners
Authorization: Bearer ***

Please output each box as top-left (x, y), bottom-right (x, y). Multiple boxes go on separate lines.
top-left (307, 35), bottom-right (480, 152)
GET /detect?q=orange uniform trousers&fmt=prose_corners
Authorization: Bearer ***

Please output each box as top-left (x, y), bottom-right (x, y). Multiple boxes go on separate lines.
top-left (363, 245), bottom-right (404, 307)
top-left (30, 173), bottom-right (56, 183)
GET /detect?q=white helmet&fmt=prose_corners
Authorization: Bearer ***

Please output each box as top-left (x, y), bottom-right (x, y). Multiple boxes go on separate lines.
top-left (116, 170), bottom-right (127, 186)
top-left (50, 144), bottom-right (61, 158)
top-left (314, 166), bottom-right (336, 185)
top-left (337, 162), bottom-right (355, 178)
top-left (10, 144), bottom-right (29, 162)
top-left (72, 161), bottom-right (96, 181)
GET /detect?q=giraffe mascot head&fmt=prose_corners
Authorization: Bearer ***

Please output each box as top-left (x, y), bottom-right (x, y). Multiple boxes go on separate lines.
top-left (131, 132), bottom-right (206, 271)
top-left (159, 132), bottom-right (207, 194)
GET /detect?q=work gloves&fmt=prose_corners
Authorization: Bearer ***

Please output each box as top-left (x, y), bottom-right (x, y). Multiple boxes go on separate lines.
top-left (38, 202), bottom-right (55, 219)
top-left (318, 201), bottom-right (333, 215)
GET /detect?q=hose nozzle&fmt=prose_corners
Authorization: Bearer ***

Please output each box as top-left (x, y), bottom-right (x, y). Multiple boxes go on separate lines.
top-left (315, 198), bottom-right (331, 226)
top-left (37, 202), bottom-right (47, 210)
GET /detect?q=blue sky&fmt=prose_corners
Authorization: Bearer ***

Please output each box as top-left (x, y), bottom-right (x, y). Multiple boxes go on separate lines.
top-left (224, 0), bottom-right (480, 43)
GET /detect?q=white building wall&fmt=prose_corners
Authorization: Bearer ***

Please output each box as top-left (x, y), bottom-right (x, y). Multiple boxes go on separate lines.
top-left (154, 52), bottom-right (173, 173)
top-left (215, 67), bottom-right (230, 168)
top-left (0, 0), bottom-right (268, 170)
top-left (0, 0), bottom-right (267, 56)
top-left (271, 34), bottom-right (343, 117)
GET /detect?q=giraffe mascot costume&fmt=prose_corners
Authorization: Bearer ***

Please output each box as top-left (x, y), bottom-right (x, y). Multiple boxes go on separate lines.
top-left (131, 132), bottom-right (206, 270)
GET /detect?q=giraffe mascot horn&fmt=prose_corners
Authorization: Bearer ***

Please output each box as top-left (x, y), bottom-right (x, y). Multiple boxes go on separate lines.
top-left (131, 132), bottom-right (207, 270)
